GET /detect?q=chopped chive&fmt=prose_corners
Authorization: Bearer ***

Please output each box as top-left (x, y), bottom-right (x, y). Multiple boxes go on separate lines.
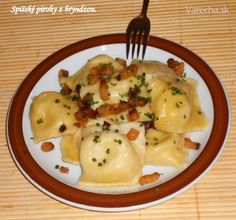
top-left (114, 139), bottom-right (122, 145)
top-left (55, 165), bottom-right (60, 169)
top-left (114, 129), bottom-right (119, 133)
top-left (93, 135), bottom-right (101, 143)
top-left (120, 115), bottom-right (125, 120)
top-left (37, 118), bottom-right (43, 124)
top-left (71, 95), bottom-right (79, 101)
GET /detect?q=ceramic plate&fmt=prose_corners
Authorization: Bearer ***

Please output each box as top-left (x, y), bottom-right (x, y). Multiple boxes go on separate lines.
top-left (6, 34), bottom-right (230, 212)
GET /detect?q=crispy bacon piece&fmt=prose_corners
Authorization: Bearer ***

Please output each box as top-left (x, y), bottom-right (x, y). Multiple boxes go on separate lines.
top-left (117, 68), bottom-right (131, 80)
top-left (83, 108), bottom-right (97, 119)
top-left (110, 103), bottom-right (121, 114)
top-left (119, 101), bottom-right (129, 112)
top-left (167, 58), bottom-right (185, 76)
top-left (59, 166), bottom-right (69, 174)
top-left (136, 97), bottom-right (147, 107)
top-left (115, 58), bottom-right (127, 67)
top-left (127, 108), bottom-right (140, 121)
top-left (75, 84), bottom-right (81, 94)
top-left (117, 64), bottom-right (138, 80)
top-left (87, 66), bottom-right (100, 85)
top-left (61, 85), bottom-right (72, 95)
top-left (58, 69), bottom-right (69, 78)
top-left (96, 103), bottom-right (112, 116)
top-left (142, 120), bottom-right (154, 130)
top-left (99, 79), bottom-right (109, 101)
top-left (126, 128), bottom-right (140, 141)
top-left (59, 124), bottom-right (67, 133)
top-left (139, 172), bottom-right (160, 185)
top-left (184, 138), bottom-right (200, 150)
top-left (41, 142), bottom-right (54, 152)
top-left (128, 63), bottom-right (138, 75)
top-left (75, 109), bottom-right (87, 120)
top-left (74, 118), bottom-right (88, 127)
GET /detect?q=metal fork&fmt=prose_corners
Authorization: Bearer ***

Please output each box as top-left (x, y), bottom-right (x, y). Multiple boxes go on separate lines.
top-left (126, 0), bottom-right (150, 59)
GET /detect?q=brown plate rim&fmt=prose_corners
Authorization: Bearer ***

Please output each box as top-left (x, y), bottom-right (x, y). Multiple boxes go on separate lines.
top-left (6, 33), bottom-right (229, 210)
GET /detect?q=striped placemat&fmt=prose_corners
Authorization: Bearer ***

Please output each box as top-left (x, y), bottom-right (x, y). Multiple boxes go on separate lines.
top-left (0, 0), bottom-right (235, 219)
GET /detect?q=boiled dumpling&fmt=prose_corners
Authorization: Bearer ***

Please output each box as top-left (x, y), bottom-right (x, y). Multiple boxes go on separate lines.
top-left (144, 128), bottom-right (188, 167)
top-left (30, 91), bottom-right (77, 143)
top-left (59, 54), bottom-right (123, 90)
top-left (60, 128), bottom-right (82, 164)
top-left (79, 131), bottom-right (142, 186)
top-left (149, 77), bottom-right (208, 133)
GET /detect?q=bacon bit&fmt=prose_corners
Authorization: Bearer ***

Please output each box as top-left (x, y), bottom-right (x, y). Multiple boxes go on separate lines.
top-left (117, 68), bottom-right (130, 80)
top-left (139, 172), bottom-right (160, 185)
top-left (110, 103), bottom-right (121, 114)
top-left (96, 103), bottom-right (112, 116)
top-left (184, 138), bottom-right (200, 150)
top-left (61, 85), bottom-right (72, 95)
top-left (75, 109), bottom-right (87, 120)
top-left (100, 65), bottom-right (114, 77)
top-left (77, 93), bottom-right (94, 110)
top-left (119, 101), bottom-right (129, 112)
top-left (136, 97), bottom-right (147, 107)
top-left (59, 166), bottom-right (69, 174)
top-left (128, 63), bottom-right (138, 75)
top-left (126, 128), bottom-right (140, 141)
top-left (88, 66), bottom-right (100, 85)
top-left (41, 142), bottom-right (54, 152)
top-left (128, 87), bottom-right (140, 98)
top-left (99, 79), bottom-right (109, 101)
top-left (58, 69), bottom-right (69, 78)
top-left (167, 58), bottom-right (185, 76)
top-left (77, 100), bottom-right (89, 110)
top-left (127, 108), bottom-right (140, 121)
top-left (142, 120), bottom-right (154, 130)
top-left (59, 124), bottom-right (67, 133)
top-left (128, 97), bottom-right (136, 107)
top-left (75, 84), bottom-right (81, 94)
top-left (115, 58), bottom-right (127, 67)
top-left (74, 118), bottom-right (88, 127)
top-left (84, 108), bottom-right (97, 119)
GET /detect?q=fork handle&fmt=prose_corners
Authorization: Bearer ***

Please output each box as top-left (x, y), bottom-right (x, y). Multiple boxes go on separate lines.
top-left (141, 0), bottom-right (150, 17)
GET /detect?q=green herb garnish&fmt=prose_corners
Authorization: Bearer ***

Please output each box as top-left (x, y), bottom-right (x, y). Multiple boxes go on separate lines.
top-left (93, 135), bottom-right (101, 143)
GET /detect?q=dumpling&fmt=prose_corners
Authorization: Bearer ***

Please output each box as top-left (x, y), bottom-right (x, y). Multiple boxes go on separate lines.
top-left (79, 131), bottom-right (142, 186)
top-left (81, 121), bottom-right (146, 165)
top-left (30, 91), bottom-right (77, 143)
top-left (144, 128), bottom-right (188, 167)
top-left (60, 128), bottom-right (82, 164)
top-left (132, 59), bottom-right (177, 80)
top-left (149, 77), bottom-right (208, 133)
top-left (59, 54), bottom-right (123, 90)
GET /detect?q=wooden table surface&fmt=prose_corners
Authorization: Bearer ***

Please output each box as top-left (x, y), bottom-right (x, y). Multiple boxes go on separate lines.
top-left (1, 0), bottom-right (235, 219)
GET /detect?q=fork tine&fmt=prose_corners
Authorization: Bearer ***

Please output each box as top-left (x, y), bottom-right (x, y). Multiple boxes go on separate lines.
top-left (142, 30), bottom-right (149, 59)
top-left (126, 27), bottom-right (131, 59)
top-left (136, 31), bottom-right (142, 58)
top-left (131, 30), bottom-right (137, 59)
